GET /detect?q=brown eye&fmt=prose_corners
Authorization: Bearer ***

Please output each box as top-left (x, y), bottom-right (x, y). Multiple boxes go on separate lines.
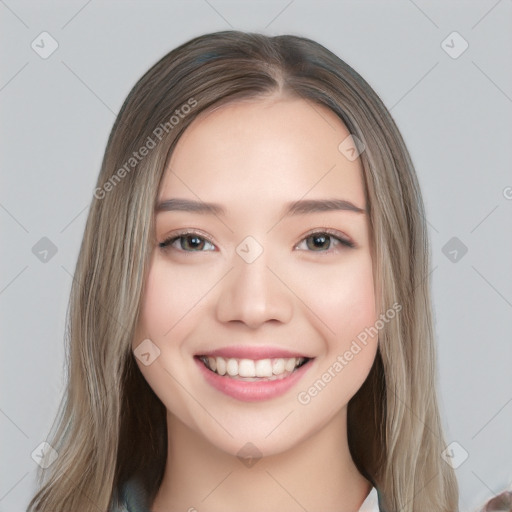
top-left (306, 233), bottom-right (331, 251)
top-left (159, 232), bottom-right (216, 252)
top-left (297, 230), bottom-right (355, 252)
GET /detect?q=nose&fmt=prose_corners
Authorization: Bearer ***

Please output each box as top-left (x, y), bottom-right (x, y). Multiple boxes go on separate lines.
top-left (215, 248), bottom-right (294, 329)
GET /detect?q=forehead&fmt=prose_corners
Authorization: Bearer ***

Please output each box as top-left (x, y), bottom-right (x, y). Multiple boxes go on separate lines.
top-left (159, 97), bottom-right (366, 210)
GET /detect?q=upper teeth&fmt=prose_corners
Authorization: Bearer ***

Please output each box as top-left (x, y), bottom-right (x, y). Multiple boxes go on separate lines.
top-left (202, 356), bottom-right (305, 377)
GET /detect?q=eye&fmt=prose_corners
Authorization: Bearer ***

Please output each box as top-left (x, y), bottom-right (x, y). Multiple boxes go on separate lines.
top-left (159, 231), bottom-right (216, 252)
top-left (158, 228), bottom-right (355, 254)
top-left (295, 229), bottom-right (355, 252)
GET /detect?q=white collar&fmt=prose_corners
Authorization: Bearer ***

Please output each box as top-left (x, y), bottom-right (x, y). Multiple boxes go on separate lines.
top-left (358, 486), bottom-right (380, 511)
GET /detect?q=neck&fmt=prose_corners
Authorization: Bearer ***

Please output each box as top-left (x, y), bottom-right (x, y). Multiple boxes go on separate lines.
top-left (151, 407), bottom-right (372, 512)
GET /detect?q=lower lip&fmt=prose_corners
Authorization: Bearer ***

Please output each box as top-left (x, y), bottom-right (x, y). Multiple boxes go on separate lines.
top-left (195, 357), bottom-right (313, 402)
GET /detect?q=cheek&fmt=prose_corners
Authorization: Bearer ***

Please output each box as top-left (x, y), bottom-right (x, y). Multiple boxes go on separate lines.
top-left (135, 258), bottom-right (212, 344)
top-left (137, 270), bottom-right (173, 340)
top-left (132, 259), bottom-right (208, 420)
top-left (325, 255), bottom-right (376, 342)
top-left (293, 255), bottom-right (378, 412)
top-left (288, 252), bottom-right (376, 343)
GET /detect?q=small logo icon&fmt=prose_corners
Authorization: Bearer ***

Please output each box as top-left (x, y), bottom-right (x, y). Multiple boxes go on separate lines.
top-left (133, 339), bottom-right (161, 366)
top-left (441, 31), bottom-right (468, 59)
top-left (338, 134), bottom-right (365, 161)
top-left (31, 31), bottom-right (59, 59)
top-left (31, 442), bottom-right (58, 468)
top-left (236, 236), bottom-right (264, 264)
top-left (32, 237), bottom-right (58, 263)
top-left (441, 441), bottom-right (469, 469)
top-left (442, 237), bottom-right (468, 263)
top-left (237, 442), bottom-right (262, 468)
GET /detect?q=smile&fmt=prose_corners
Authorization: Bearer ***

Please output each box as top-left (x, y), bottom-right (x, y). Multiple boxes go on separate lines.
top-left (199, 355), bottom-right (310, 380)
top-left (194, 354), bottom-right (314, 401)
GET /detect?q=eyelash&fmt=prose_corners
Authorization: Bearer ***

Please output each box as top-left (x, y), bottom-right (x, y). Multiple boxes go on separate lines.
top-left (158, 228), bottom-right (355, 254)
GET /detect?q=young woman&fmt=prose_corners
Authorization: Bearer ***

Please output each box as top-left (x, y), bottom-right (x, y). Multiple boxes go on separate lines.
top-left (27, 30), bottom-right (461, 511)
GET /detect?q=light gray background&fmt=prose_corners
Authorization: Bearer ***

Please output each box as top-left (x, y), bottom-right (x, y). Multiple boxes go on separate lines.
top-left (1, 1), bottom-right (511, 511)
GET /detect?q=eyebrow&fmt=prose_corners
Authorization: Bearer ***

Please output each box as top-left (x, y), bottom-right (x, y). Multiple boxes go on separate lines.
top-left (155, 198), bottom-right (366, 216)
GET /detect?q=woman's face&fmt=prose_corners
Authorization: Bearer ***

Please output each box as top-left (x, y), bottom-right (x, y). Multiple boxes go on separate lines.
top-left (133, 96), bottom-right (379, 457)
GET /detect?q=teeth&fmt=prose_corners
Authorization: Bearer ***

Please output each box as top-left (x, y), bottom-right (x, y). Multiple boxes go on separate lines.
top-left (254, 359), bottom-right (273, 377)
top-left (201, 356), bottom-right (306, 378)
top-left (272, 358), bottom-right (285, 374)
top-left (238, 359), bottom-right (256, 377)
top-left (285, 358), bottom-right (296, 372)
top-left (226, 358), bottom-right (238, 376)
top-left (216, 357), bottom-right (227, 376)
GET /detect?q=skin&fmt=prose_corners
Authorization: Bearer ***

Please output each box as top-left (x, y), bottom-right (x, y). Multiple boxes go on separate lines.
top-left (133, 95), bottom-right (379, 512)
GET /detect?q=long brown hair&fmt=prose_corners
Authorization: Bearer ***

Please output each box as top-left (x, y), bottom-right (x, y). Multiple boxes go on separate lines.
top-left (28, 30), bottom-right (458, 511)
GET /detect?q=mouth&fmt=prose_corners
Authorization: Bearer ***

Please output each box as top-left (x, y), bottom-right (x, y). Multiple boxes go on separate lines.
top-left (196, 355), bottom-right (312, 381)
top-left (194, 351), bottom-right (315, 402)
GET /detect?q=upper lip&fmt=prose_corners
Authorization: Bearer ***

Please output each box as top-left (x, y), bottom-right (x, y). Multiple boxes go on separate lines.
top-left (196, 345), bottom-right (313, 360)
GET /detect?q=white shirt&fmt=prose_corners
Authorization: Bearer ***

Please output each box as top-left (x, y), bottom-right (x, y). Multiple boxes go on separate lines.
top-left (111, 478), bottom-right (380, 511)
top-left (358, 486), bottom-right (380, 511)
